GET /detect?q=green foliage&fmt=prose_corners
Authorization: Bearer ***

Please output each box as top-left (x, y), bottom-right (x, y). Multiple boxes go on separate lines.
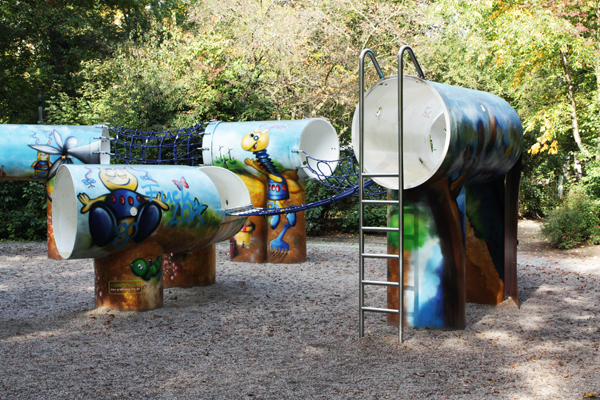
top-left (46, 21), bottom-right (276, 130)
top-left (387, 206), bottom-right (432, 252)
top-left (541, 188), bottom-right (600, 249)
top-left (519, 132), bottom-right (569, 218)
top-left (579, 146), bottom-right (600, 199)
top-left (0, 181), bottom-right (47, 241)
top-left (0, 0), bottom-right (188, 124)
top-left (6, 0), bottom-right (600, 243)
top-left (305, 180), bottom-right (386, 235)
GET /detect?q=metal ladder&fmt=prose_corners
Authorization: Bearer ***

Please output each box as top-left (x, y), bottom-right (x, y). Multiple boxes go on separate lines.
top-left (358, 46), bottom-right (425, 343)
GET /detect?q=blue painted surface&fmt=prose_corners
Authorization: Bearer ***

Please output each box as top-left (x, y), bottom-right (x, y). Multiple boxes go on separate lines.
top-left (413, 243), bottom-right (445, 328)
top-left (204, 120), bottom-right (306, 172)
top-left (428, 79), bottom-right (524, 185)
top-left (0, 124), bottom-right (104, 179)
top-left (388, 187), bottom-right (466, 329)
top-left (56, 165), bottom-right (227, 259)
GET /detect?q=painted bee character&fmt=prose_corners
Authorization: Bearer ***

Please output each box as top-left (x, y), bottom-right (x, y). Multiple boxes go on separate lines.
top-left (236, 220), bottom-right (256, 249)
top-left (77, 167), bottom-right (169, 248)
top-left (130, 257), bottom-right (162, 281)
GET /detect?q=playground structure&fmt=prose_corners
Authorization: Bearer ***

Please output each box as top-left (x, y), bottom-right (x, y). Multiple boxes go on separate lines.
top-left (0, 119), bottom-right (341, 310)
top-left (0, 47), bottom-right (524, 337)
top-left (106, 119), bottom-right (340, 265)
top-left (355, 48), bottom-right (523, 340)
top-left (52, 164), bottom-right (251, 310)
top-left (202, 119), bottom-right (339, 263)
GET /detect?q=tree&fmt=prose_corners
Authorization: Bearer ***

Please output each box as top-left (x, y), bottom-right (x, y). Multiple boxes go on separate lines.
top-left (0, 0), bottom-right (190, 241)
top-left (421, 0), bottom-right (600, 216)
top-left (0, 0), bottom-right (189, 124)
top-left (188, 0), bottom-right (425, 145)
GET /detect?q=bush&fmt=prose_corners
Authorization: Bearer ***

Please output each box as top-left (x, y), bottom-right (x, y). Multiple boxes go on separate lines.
top-left (541, 188), bottom-right (600, 249)
top-left (305, 179), bottom-right (387, 235)
top-left (0, 181), bottom-right (47, 241)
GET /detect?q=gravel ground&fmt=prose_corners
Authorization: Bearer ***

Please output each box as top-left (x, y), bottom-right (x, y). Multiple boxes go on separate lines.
top-left (0, 221), bottom-right (599, 399)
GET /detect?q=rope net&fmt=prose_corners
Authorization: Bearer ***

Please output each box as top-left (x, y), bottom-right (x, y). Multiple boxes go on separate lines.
top-left (300, 149), bottom-right (385, 196)
top-left (104, 124), bottom-right (385, 216)
top-left (232, 149), bottom-right (385, 216)
top-left (105, 123), bottom-right (207, 166)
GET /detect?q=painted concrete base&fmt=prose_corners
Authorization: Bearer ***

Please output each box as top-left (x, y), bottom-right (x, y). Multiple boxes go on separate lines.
top-left (94, 241), bottom-right (164, 311)
top-left (163, 245), bottom-right (216, 288)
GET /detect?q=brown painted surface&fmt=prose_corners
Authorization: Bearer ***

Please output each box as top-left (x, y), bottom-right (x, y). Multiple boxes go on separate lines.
top-left (232, 216), bottom-right (268, 263)
top-left (386, 247), bottom-right (411, 327)
top-left (231, 170), bottom-right (307, 264)
top-left (163, 245), bottom-right (216, 288)
top-left (268, 188), bottom-right (306, 264)
top-left (94, 241), bottom-right (164, 311)
top-left (425, 178), bottom-right (466, 330)
top-left (465, 217), bottom-right (504, 305)
top-left (231, 174), bottom-right (268, 263)
top-left (505, 157), bottom-right (522, 307)
top-left (46, 179), bottom-right (61, 260)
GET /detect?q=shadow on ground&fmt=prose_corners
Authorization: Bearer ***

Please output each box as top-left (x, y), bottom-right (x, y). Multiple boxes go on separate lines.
top-left (0, 221), bottom-right (598, 399)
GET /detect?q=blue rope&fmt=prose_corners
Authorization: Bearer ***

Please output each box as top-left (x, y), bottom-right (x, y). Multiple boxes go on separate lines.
top-left (105, 122), bottom-right (208, 166)
top-left (104, 123), bottom-right (385, 217)
top-left (230, 179), bottom-right (381, 216)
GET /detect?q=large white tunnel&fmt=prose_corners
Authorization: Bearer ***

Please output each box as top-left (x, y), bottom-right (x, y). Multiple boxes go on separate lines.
top-left (203, 118), bottom-right (340, 181)
top-left (53, 164), bottom-right (251, 259)
top-left (352, 75), bottom-right (523, 189)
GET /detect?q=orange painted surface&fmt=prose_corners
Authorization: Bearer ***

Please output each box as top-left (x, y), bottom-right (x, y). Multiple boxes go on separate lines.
top-left (46, 179), bottom-right (61, 259)
top-left (163, 245), bottom-right (216, 288)
top-left (386, 245), bottom-right (411, 327)
top-left (94, 241), bottom-right (164, 311)
top-left (231, 174), bottom-right (268, 263)
top-left (232, 216), bottom-right (268, 263)
top-left (465, 217), bottom-right (504, 305)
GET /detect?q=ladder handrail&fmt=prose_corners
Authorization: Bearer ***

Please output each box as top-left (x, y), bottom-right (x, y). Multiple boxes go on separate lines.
top-left (396, 47), bottom-right (407, 343)
top-left (399, 46), bottom-right (425, 80)
top-left (358, 47), bottom-right (423, 343)
top-left (358, 49), bottom-right (378, 339)
top-left (396, 45), bottom-right (425, 342)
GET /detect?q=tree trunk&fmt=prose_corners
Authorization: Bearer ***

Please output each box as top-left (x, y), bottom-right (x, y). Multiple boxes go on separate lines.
top-left (560, 50), bottom-right (587, 155)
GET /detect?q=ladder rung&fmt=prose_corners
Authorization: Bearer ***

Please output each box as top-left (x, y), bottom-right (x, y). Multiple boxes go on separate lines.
top-left (362, 172), bottom-right (399, 178)
top-left (362, 281), bottom-right (416, 291)
top-left (362, 226), bottom-right (400, 233)
top-left (362, 306), bottom-right (399, 314)
top-left (361, 253), bottom-right (399, 260)
top-left (361, 281), bottom-right (416, 290)
top-left (362, 200), bottom-right (401, 206)
top-left (361, 280), bottom-right (399, 287)
top-left (361, 308), bottom-right (415, 318)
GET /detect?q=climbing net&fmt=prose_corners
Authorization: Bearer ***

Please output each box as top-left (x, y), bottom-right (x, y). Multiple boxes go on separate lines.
top-left (105, 123), bottom-right (207, 166)
top-left (231, 150), bottom-right (385, 216)
top-left (103, 123), bottom-right (385, 216)
top-left (301, 149), bottom-right (385, 197)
